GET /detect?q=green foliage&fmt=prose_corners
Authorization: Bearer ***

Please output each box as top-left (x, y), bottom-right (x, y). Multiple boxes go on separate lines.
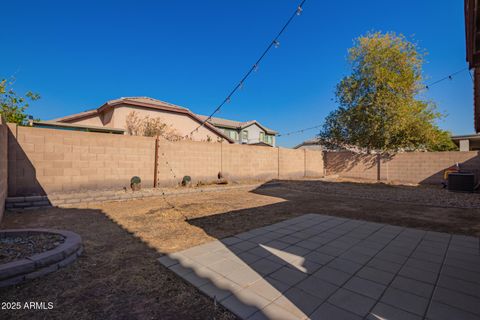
top-left (320, 32), bottom-right (457, 152)
top-left (0, 78), bottom-right (40, 125)
top-left (181, 176), bottom-right (192, 186)
top-left (130, 176), bottom-right (142, 184)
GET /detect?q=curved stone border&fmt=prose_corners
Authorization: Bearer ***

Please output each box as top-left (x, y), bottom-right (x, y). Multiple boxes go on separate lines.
top-left (0, 229), bottom-right (83, 288)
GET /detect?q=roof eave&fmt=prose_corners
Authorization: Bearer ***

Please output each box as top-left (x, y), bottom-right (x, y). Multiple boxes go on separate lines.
top-left (101, 99), bottom-right (235, 143)
top-left (240, 121), bottom-right (278, 135)
top-left (55, 99), bottom-right (235, 143)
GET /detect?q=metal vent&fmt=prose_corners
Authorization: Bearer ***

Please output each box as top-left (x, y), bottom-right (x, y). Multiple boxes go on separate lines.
top-left (448, 173), bottom-right (476, 193)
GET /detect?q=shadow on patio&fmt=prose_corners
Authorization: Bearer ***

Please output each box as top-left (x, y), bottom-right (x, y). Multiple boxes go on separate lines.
top-left (3, 179), bottom-right (480, 319)
top-left (168, 181), bottom-right (480, 319)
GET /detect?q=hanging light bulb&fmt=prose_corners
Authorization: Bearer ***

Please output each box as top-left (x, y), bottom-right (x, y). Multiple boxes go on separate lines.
top-left (239, 81), bottom-right (244, 89)
top-left (273, 40), bottom-right (280, 48)
top-left (296, 5), bottom-right (303, 15)
top-left (253, 64), bottom-right (259, 72)
top-left (448, 75), bottom-right (453, 80)
top-left (425, 85), bottom-right (429, 90)
top-left (226, 97), bottom-right (231, 103)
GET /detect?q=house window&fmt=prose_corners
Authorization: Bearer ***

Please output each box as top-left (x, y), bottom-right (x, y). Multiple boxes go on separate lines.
top-left (259, 132), bottom-right (265, 142)
top-left (229, 130), bottom-right (238, 141)
top-left (265, 135), bottom-right (273, 145)
top-left (242, 130), bottom-right (248, 142)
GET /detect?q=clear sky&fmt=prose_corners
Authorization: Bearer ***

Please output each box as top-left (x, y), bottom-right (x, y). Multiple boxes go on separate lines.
top-left (0, 0), bottom-right (472, 147)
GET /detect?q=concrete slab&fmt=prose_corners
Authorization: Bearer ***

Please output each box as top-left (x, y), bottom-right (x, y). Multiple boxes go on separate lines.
top-left (157, 214), bottom-right (480, 319)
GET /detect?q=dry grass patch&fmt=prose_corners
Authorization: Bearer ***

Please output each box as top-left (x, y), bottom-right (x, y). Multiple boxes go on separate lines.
top-left (1, 180), bottom-right (480, 319)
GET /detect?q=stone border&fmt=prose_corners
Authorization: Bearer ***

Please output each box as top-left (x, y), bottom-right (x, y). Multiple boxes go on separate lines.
top-left (5, 183), bottom-right (263, 209)
top-left (0, 229), bottom-right (83, 287)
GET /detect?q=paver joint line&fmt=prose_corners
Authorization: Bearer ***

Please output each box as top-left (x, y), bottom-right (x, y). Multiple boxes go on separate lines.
top-left (157, 214), bottom-right (480, 320)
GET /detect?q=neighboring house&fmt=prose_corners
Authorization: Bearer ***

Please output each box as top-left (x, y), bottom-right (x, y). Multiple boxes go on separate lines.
top-left (39, 96), bottom-right (278, 146)
top-left (41, 97), bottom-right (236, 143)
top-left (451, 133), bottom-right (480, 151)
top-left (197, 115), bottom-right (277, 146)
top-left (294, 137), bottom-right (326, 150)
top-left (294, 137), bottom-right (361, 152)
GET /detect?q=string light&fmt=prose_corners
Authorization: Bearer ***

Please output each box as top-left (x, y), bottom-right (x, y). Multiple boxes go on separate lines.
top-left (277, 124), bottom-right (323, 137)
top-left (419, 67), bottom-right (468, 93)
top-left (189, 0), bottom-right (306, 135)
top-left (296, 6), bottom-right (303, 15)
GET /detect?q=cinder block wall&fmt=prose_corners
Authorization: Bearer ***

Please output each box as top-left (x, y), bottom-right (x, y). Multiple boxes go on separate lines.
top-left (7, 125), bottom-right (324, 196)
top-left (157, 140), bottom-right (324, 185)
top-left (8, 125), bottom-right (155, 196)
top-left (222, 143), bottom-right (279, 181)
top-left (325, 151), bottom-right (480, 184)
top-left (305, 149), bottom-right (324, 177)
top-left (325, 152), bottom-right (378, 180)
top-left (156, 139), bottom-right (222, 186)
top-left (0, 122), bottom-right (8, 221)
top-left (279, 148), bottom-right (306, 179)
top-left (382, 152), bottom-right (480, 184)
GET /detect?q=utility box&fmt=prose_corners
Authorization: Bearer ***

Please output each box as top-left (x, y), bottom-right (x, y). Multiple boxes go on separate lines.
top-left (448, 173), bottom-right (476, 193)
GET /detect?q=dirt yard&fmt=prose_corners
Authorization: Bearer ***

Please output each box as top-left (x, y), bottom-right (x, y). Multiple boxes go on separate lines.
top-left (1, 179), bottom-right (480, 320)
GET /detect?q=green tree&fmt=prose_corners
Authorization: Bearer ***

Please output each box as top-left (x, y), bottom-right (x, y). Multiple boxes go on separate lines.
top-left (320, 32), bottom-right (457, 152)
top-left (0, 78), bottom-right (40, 125)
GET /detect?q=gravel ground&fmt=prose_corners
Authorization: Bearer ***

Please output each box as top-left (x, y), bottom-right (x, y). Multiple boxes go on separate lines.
top-left (0, 233), bottom-right (65, 264)
top-left (1, 180), bottom-right (479, 319)
top-left (283, 178), bottom-right (480, 208)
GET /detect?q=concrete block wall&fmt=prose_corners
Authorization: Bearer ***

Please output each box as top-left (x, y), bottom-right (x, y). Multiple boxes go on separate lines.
top-left (305, 149), bottom-right (324, 177)
top-left (0, 121), bottom-right (8, 221)
top-left (157, 141), bottom-right (324, 185)
top-left (8, 125), bottom-right (155, 196)
top-left (279, 148), bottom-right (306, 179)
top-left (382, 151), bottom-right (480, 184)
top-left (222, 143), bottom-right (279, 181)
top-left (156, 139), bottom-right (222, 186)
top-left (6, 125), bottom-right (324, 197)
top-left (325, 151), bottom-right (480, 184)
top-left (325, 152), bottom-right (379, 181)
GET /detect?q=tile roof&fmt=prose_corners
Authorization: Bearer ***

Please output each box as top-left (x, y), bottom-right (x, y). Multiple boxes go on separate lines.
top-left (105, 97), bottom-right (188, 111)
top-left (196, 115), bottom-right (277, 134)
top-left (52, 96), bottom-right (277, 139)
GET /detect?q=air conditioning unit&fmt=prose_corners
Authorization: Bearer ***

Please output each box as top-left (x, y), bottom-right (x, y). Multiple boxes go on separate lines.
top-left (448, 173), bottom-right (476, 193)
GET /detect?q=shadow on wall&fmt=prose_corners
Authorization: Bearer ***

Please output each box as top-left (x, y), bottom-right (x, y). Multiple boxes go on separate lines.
top-left (325, 151), bottom-right (480, 186)
top-left (7, 127), bottom-right (48, 197)
top-left (324, 152), bottom-right (376, 173)
top-left (417, 153), bottom-right (480, 185)
top-left (324, 152), bottom-right (393, 181)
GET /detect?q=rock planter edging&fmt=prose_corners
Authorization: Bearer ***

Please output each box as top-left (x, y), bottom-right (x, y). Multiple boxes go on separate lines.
top-left (5, 183), bottom-right (262, 209)
top-left (0, 229), bottom-right (83, 288)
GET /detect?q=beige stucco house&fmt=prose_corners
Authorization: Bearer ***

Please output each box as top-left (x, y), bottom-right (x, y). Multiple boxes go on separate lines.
top-left (36, 97), bottom-right (277, 145)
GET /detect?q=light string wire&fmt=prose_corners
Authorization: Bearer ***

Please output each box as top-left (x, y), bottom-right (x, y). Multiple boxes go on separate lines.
top-left (190, 0), bottom-right (306, 135)
top-left (277, 67), bottom-right (471, 137)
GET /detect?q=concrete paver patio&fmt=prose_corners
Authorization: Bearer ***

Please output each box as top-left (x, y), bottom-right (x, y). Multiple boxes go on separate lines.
top-left (158, 214), bottom-right (480, 319)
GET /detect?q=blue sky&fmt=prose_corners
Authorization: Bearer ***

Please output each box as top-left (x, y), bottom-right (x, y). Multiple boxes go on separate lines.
top-left (0, 0), bottom-right (472, 147)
